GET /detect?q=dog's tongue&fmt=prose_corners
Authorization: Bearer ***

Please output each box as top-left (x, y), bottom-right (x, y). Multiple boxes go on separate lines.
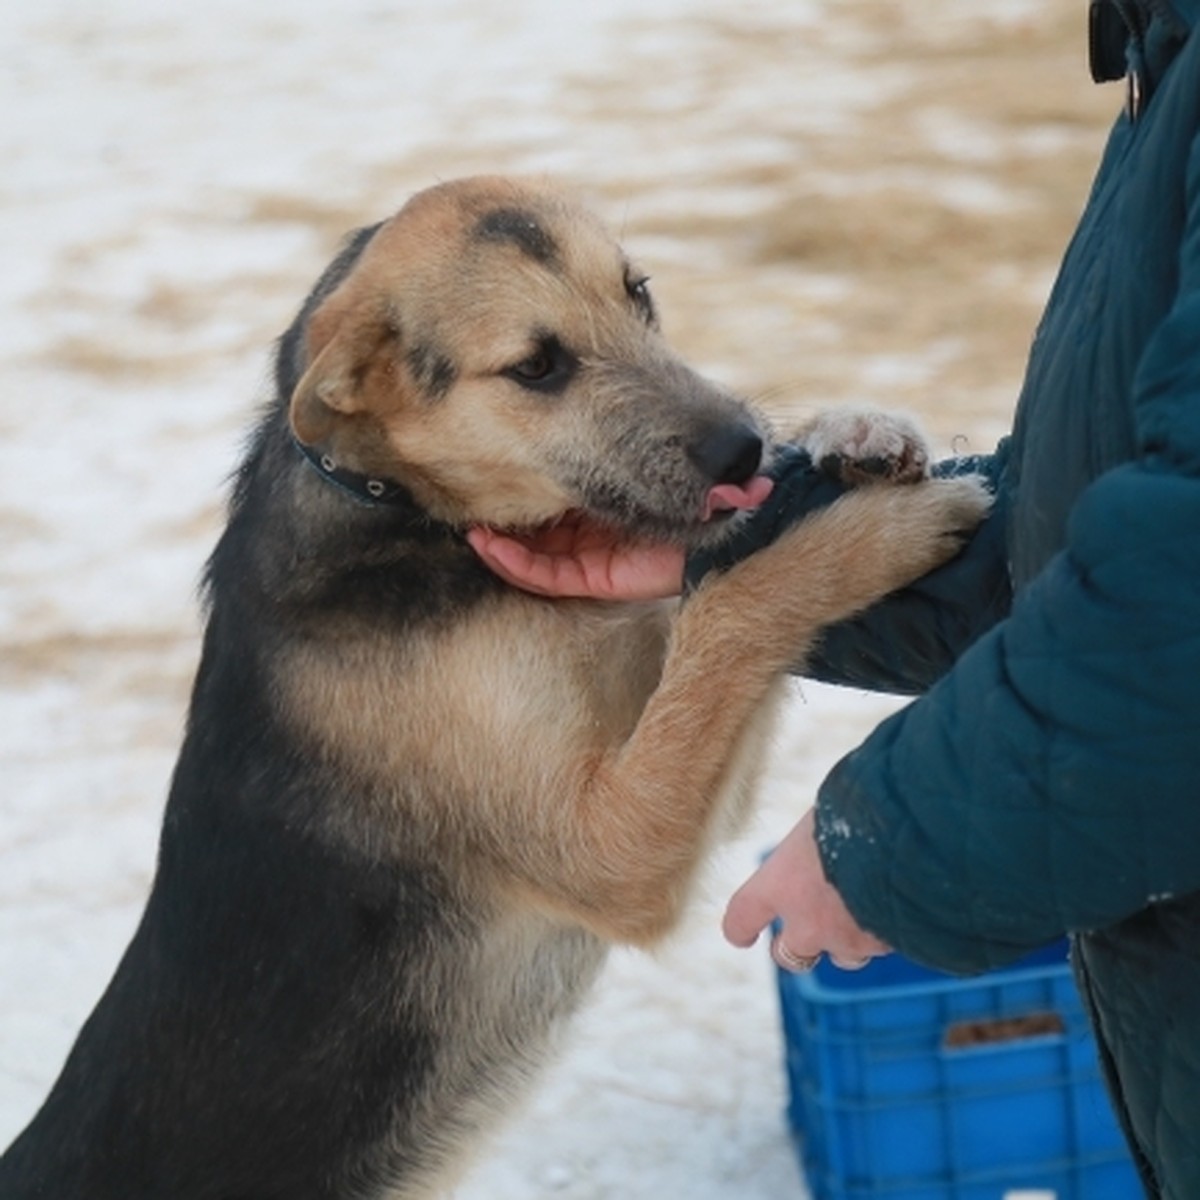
top-left (703, 475), bottom-right (774, 521)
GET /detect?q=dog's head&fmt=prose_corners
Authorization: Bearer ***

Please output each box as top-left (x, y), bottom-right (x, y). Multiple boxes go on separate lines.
top-left (287, 176), bottom-right (771, 546)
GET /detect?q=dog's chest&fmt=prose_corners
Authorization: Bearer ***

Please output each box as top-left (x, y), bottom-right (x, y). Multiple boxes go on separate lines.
top-left (374, 915), bottom-right (607, 1200)
top-left (554, 600), bottom-right (673, 740)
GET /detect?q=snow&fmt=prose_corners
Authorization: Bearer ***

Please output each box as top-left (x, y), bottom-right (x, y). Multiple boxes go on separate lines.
top-left (0, 1), bottom-right (1099, 1196)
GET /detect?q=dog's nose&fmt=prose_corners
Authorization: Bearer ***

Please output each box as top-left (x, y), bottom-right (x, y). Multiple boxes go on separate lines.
top-left (690, 423), bottom-right (764, 486)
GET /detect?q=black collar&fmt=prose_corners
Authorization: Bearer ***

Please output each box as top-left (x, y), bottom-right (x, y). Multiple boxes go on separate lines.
top-left (293, 437), bottom-right (415, 508)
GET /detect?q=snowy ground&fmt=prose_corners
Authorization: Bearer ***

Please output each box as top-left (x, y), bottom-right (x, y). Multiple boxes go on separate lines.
top-left (0, 3), bottom-right (1115, 1197)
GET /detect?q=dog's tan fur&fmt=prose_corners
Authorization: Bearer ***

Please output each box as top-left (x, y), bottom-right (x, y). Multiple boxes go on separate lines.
top-left (0, 176), bottom-right (989, 1200)
top-left (274, 179), bottom-right (987, 1192)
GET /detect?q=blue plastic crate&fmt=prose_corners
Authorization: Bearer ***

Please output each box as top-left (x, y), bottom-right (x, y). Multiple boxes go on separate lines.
top-left (774, 939), bottom-right (1140, 1200)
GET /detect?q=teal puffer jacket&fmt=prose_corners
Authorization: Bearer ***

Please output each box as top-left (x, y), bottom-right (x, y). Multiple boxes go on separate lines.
top-left (762, 4), bottom-right (1200, 1196)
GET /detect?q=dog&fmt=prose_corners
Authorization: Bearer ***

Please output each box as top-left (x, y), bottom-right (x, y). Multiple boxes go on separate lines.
top-left (0, 176), bottom-right (988, 1199)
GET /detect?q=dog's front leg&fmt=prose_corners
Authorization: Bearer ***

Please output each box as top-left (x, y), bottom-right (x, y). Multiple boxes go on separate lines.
top-left (527, 476), bottom-right (989, 945)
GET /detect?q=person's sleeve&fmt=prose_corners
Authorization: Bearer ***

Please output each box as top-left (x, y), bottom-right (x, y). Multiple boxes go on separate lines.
top-left (684, 444), bottom-right (1013, 696)
top-left (815, 169), bottom-right (1200, 974)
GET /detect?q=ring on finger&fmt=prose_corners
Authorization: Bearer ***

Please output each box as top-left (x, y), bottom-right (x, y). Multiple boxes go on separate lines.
top-left (770, 936), bottom-right (820, 974)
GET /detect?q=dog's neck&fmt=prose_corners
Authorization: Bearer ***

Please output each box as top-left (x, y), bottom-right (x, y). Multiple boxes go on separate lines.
top-left (292, 436), bottom-right (416, 509)
top-left (289, 435), bottom-right (473, 558)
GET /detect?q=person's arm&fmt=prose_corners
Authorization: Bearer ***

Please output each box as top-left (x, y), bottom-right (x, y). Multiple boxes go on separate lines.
top-left (470, 445), bottom-right (1011, 696)
top-left (685, 445), bottom-right (1013, 696)
top-left (729, 172), bottom-right (1200, 972)
top-left (815, 457), bottom-right (1200, 972)
top-left (466, 445), bottom-right (842, 601)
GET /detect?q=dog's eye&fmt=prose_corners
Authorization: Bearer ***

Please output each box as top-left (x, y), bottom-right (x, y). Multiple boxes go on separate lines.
top-left (503, 336), bottom-right (577, 394)
top-left (626, 274), bottom-right (656, 325)
top-left (510, 348), bottom-right (554, 382)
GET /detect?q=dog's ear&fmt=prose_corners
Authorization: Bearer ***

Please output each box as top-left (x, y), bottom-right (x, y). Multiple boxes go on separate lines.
top-left (289, 289), bottom-right (398, 447)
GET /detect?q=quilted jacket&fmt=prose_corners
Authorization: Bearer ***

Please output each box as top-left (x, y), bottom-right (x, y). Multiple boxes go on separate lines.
top-left (707, 3), bottom-right (1200, 1194)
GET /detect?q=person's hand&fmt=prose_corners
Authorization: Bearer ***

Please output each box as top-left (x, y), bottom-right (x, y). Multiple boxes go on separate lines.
top-left (466, 515), bottom-right (686, 601)
top-left (723, 809), bottom-right (890, 972)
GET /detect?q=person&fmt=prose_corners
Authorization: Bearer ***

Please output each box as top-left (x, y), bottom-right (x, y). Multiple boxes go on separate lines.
top-left (467, 3), bottom-right (1200, 1195)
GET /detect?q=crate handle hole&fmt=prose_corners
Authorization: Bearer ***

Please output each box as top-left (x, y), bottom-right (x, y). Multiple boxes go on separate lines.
top-left (943, 1011), bottom-right (1065, 1050)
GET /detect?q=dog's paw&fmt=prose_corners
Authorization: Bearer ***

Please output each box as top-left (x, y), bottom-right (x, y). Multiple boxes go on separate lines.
top-left (924, 474), bottom-right (993, 555)
top-left (859, 473), bottom-right (993, 593)
top-left (797, 408), bottom-right (929, 486)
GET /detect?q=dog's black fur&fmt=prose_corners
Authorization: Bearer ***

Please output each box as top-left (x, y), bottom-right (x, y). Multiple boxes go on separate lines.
top-left (0, 227), bottom-right (517, 1200)
top-left (0, 179), bottom-right (988, 1200)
